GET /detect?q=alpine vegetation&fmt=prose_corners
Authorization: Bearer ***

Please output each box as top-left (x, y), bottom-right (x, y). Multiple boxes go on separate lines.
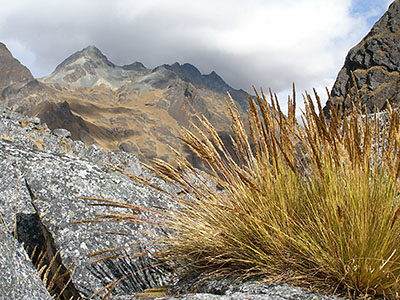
top-left (94, 87), bottom-right (400, 299)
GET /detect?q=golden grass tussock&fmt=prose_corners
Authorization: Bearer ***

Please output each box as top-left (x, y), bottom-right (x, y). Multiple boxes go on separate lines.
top-left (91, 85), bottom-right (400, 299)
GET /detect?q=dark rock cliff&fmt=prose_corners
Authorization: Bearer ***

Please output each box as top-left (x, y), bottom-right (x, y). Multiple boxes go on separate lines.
top-left (323, 0), bottom-right (400, 117)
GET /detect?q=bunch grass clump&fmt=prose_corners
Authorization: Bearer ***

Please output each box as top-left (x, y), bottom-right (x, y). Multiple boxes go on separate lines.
top-left (139, 87), bottom-right (400, 299)
top-left (93, 86), bottom-right (400, 299)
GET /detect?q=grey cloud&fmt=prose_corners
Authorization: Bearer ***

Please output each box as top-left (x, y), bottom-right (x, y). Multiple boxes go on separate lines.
top-left (0, 0), bottom-right (391, 104)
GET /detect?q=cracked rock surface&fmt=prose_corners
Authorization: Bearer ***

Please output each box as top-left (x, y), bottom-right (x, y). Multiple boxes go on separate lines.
top-left (0, 102), bottom-right (176, 299)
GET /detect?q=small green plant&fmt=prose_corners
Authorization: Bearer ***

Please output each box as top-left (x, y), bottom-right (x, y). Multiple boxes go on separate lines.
top-left (92, 87), bottom-right (400, 299)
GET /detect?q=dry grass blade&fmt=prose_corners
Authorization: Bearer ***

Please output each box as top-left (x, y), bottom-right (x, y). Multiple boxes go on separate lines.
top-left (29, 247), bottom-right (81, 300)
top-left (55, 266), bottom-right (77, 300)
top-left (103, 162), bottom-right (169, 194)
top-left (0, 209), bottom-right (9, 232)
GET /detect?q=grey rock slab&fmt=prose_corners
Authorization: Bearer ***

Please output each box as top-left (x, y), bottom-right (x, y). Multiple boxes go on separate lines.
top-left (0, 229), bottom-right (54, 300)
top-left (109, 281), bottom-right (344, 300)
top-left (0, 138), bottom-right (175, 299)
top-left (80, 144), bottom-right (179, 195)
top-left (0, 104), bottom-right (178, 298)
top-left (53, 128), bottom-right (71, 138)
top-left (81, 144), bottom-right (143, 177)
top-left (0, 140), bottom-right (37, 231)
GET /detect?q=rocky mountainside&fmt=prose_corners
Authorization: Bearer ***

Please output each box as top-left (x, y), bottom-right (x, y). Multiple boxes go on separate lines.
top-left (323, 0), bottom-right (400, 117)
top-left (1, 44), bottom-right (249, 165)
top-left (0, 42), bottom-right (33, 89)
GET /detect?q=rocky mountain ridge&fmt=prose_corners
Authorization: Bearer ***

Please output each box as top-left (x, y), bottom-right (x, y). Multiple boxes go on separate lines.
top-left (42, 45), bottom-right (249, 110)
top-left (1, 44), bottom-right (248, 165)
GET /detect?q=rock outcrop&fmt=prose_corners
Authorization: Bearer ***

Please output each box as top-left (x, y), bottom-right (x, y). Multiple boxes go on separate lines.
top-left (323, 0), bottom-right (400, 117)
top-left (0, 42), bottom-right (33, 90)
top-left (0, 102), bottom-right (176, 299)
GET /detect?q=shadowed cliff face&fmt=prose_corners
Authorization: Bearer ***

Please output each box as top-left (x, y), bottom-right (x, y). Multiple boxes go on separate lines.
top-left (324, 0), bottom-right (400, 117)
top-left (0, 44), bottom-right (249, 165)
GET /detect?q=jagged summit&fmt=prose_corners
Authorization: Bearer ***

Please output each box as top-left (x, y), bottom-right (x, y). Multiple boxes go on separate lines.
top-left (42, 45), bottom-right (149, 90)
top-left (160, 62), bottom-right (249, 108)
top-left (166, 62), bottom-right (202, 80)
top-left (163, 62), bottom-right (226, 87)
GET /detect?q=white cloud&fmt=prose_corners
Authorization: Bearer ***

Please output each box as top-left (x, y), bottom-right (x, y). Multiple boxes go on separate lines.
top-left (0, 0), bottom-right (391, 113)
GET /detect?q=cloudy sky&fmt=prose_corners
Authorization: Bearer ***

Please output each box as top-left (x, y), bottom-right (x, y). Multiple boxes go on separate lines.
top-left (0, 0), bottom-right (393, 110)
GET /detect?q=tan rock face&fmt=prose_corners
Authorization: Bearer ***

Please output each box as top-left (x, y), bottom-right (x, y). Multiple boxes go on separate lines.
top-left (0, 42), bottom-right (33, 90)
top-left (324, 0), bottom-right (400, 117)
top-left (1, 45), bottom-right (249, 165)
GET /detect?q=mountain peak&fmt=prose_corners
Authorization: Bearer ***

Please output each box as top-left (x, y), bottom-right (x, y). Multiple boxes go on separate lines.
top-left (56, 45), bottom-right (115, 71)
top-left (0, 42), bottom-right (33, 89)
top-left (82, 45), bottom-right (100, 53)
top-left (80, 45), bottom-right (110, 62)
top-left (0, 42), bottom-right (13, 58)
top-left (41, 46), bottom-right (151, 90)
top-left (42, 45), bottom-right (117, 88)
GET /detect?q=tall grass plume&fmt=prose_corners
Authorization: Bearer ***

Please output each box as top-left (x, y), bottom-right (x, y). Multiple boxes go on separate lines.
top-left (93, 87), bottom-right (400, 299)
